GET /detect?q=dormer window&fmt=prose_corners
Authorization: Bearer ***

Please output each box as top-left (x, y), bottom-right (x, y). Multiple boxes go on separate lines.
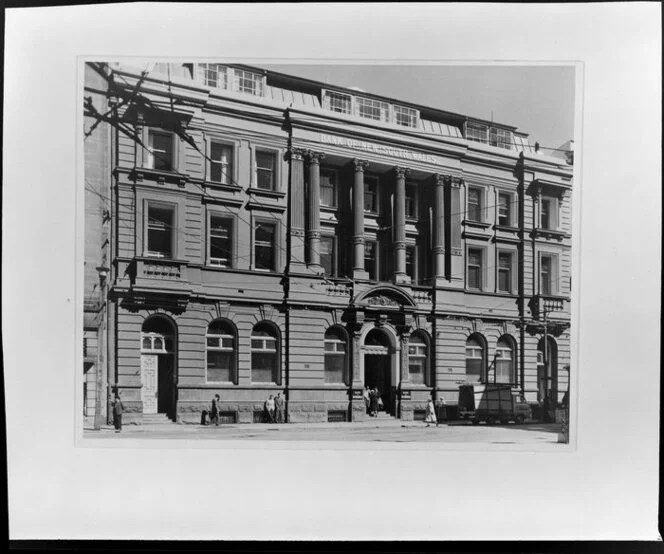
top-left (356, 97), bottom-right (390, 122)
top-left (466, 122), bottom-right (489, 144)
top-left (490, 127), bottom-right (513, 150)
top-left (465, 122), bottom-right (514, 150)
top-left (323, 90), bottom-right (352, 114)
top-left (394, 105), bottom-right (418, 128)
top-left (196, 64), bottom-right (265, 97)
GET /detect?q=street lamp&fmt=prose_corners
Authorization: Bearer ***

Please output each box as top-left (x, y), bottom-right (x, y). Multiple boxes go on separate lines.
top-left (93, 266), bottom-right (109, 430)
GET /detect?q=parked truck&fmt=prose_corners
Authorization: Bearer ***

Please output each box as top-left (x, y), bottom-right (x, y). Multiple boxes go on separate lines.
top-left (458, 383), bottom-right (531, 425)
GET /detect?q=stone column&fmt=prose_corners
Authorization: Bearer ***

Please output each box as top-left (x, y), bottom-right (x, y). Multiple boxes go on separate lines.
top-left (399, 331), bottom-right (411, 384)
top-left (393, 166), bottom-right (410, 284)
top-left (350, 322), bottom-right (367, 422)
top-left (433, 173), bottom-right (446, 281)
top-left (447, 176), bottom-right (464, 283)
top-left (306, 150), bottom-right (324, 269)
top-left (352, 159), bottom-right (370, 279)
top-left (287, 148), bottom-right (307, 271)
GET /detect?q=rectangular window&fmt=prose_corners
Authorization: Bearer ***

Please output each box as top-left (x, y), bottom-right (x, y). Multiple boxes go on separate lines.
top-left (498, 251), bottom-right (512, 293)
top-left (467, 187), bottom-right (482, 222)
top-left (465, 122), bottom-right (489, 144)
top-left (320, 236), bottom-right (335, 276)
top-left (256, 151), bottom-right (276, 190)
top-left (540, 255), bottom-right (552, 295)
top-left (255, 222), bottom-right (276, 271)
top-left (209, 216), bottom-right (233, 267)
top-left (147, 130), bottom-right (174, 171)
top-left (498, 193), bottom-right (512, 226)
top-left (323, 90), bottom-right (352, 114)
top-left (394, 105), bottom-right (418, 128)
top-left (465, 346), bottom-right (484, 382)
top-left (495, 347), bottom-right (514, 383)
top-left (356, 97), bottom-right (390, 122)
top-left (405, 184), bottom-right (417, 218)
top-left (320, 169), bottom-right (337, 208)
top-left (234, 68), bottom-right (264, 96)
top-left (251, 335), bottom-right (278, 383)
top-left (467, 248), bottom-right (483, 290)
top-left (365, 240), bottom-right (377, 280)
top-left (207, 334), bottom-right (235, 383)
top-left (198, 64), bottom-right (228, 89)
top-left (540, 197), bottom-right (558, 229)
top-left (406, 245), bottom-right (416, 283)
top-left (324, 338), bottom-right (346, 384)
top-left (364, 177), bottom-right (378, 213)
top-left (408, 341), bottom-right (427, 385)
top-left (210, 142), bottom-right (233, 184)
top-left (146, 205), bottom-right (174, 258)
top-left (490, 127), bottom-right (513, 150)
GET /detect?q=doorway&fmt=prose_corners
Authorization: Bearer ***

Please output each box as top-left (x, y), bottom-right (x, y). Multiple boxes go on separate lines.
top-left (141, 316), bottom-right (177, 419)
top-left (537, 336), bottom-right (558, 422)
top-left (364, 328), bottom-right (395, 416)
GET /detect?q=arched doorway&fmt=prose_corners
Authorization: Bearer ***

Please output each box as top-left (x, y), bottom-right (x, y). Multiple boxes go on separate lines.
top-left (141, 315), bottom-right (177, 419)
top-left (537, 336), bottom-right (558, 421)
top-left (363, 328), bottom-right (395, 416)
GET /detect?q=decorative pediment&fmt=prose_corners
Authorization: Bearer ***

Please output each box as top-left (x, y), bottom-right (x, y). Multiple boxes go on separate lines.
top-left (353, 285), bottom-right (416, 310)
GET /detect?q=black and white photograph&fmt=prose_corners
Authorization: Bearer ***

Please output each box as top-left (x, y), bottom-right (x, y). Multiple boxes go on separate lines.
top-left (82, 60), bottom-right (575, 446)
top-left (4, 2), bottom-right (661, 543)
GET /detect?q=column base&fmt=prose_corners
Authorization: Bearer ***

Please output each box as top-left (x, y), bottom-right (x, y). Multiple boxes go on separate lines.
top-left (353, 269), bottom-right (370, 280)
top-left (393, 273), bottom-right (411, 285)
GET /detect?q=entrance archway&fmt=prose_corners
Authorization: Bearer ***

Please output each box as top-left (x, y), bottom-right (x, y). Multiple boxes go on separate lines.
top-left (141, 315), bottom-right (177, 419)
top-left (363, 327), bottom-right (397, 416)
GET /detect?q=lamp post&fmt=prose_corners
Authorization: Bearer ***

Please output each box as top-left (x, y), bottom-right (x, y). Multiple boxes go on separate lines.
top-left (94, 266), bottom-right (109, 430)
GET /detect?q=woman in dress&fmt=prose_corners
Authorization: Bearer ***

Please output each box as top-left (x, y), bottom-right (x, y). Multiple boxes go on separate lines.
top-left (424, 397), bottom-right (437, 427)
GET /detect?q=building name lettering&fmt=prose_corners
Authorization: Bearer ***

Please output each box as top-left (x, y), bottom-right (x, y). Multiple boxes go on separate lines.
top-left (320, 134), bottom-right (440, 165)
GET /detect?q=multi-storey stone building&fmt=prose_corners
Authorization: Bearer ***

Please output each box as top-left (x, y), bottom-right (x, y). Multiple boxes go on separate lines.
top-left (83, 61), bottom-right (573, 425)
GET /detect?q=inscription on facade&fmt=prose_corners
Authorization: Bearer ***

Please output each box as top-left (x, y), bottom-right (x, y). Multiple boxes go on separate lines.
top-left (320, 134), bottom-right (441, 165)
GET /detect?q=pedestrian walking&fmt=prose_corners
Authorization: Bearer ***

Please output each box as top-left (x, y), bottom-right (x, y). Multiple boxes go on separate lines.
top-left (274, 392), bottom-right (285, 423)
top-left (210, 394), bottom-right (221, 426)
top-left (436, 396), bottom-right (447, 427)
top-left (265, 394), bottom-right (276, 423)
top-left (112, 393), bottom-right (124, 433)
top-left (424, 397), bottom-right (437, 427)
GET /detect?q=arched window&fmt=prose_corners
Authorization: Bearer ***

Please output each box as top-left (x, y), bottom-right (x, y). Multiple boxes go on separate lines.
top-left (465, 334), bottom-right (485, 383)
top-left (251, 322), bottom-right (280, 384)
top-left (495, 336), bottom-right (516, 384)
top-left (206, 319), bottom-right (236, 384)
top-left (141, 316), bottom-right (175, 353)
top-left (408, 332), bottom-right (429, 385)
top-left (324, 327), bottom-right (348, 384)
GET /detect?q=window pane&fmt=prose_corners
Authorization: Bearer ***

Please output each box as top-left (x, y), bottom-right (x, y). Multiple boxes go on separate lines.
top-left (149, 132), bottom-right (173, 171)
top-left (365, 241), bottom-right (376, 280)
top-left (324, 354), bottom-right (345, 383)
top-left (409, 359), bottom-right (425, 384)
top-left (320, 170), bottom-right (336, 207)
top-left (498, 253), bottom-right (511, 292)
top-left (364, 180), bottom-right (377, 212)
top-left (142, 337), bottom-right (151, 350)
top-left (325, 91), bottom-right (352, 114)
top-left (405, 246), bottom-right (415, 281)
top-left (210, 143), bottom-right (233, 184)
top-left (320, 236), bottom-right (334, 276)
top-left (498, 193), bottom-right (511, 225)
top-left (468, 188), bottom-right (481, 221)
top-left (541, 199), bottom-right (551, 229)
top-left (541, 256), bottom-right (552, 295)
top-left (256, 151), bottom-right (275, 190)
top-left (405, 184), bottom-right (417, 218)
top-left (466, 358), bottom-right (483, 381)
top-left (255, 223), bottom-right (275, 270)
top-left (210, 216), bottom-right (232, 266)
top-left (206, 337), bottom-right (219, 348)
top-left (207, 352), bottom-right (234, 382)
top-left (496, 360), bottom-right (513, 383)
top-left (251, 353), bottom-right (277, 382)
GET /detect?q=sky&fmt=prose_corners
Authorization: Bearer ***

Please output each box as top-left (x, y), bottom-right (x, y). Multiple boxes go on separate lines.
top-left (262, 64), bottom-right (576, 151)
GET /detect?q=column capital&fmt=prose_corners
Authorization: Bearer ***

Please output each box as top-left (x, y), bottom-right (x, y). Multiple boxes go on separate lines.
top-left (285, 147), bottom-right (307, 161)
top-left (445, 175), bottom-right (463, 188)
top-left (352, 158), bottom-right (370, 172)
top-left (393, 166), bottom-right (411, 179)
top-left (305, 150), bottom-right (326, 164)
top-left (434, 173), bottom-right (447, 186)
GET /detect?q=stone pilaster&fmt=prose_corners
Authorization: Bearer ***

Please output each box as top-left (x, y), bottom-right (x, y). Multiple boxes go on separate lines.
top-left (447, 176), bottom-right (464, 282)
top-left (393, 166), bottom-right (410, 284)
top-left (287, 148), bottom-right (307, 271)
top-left (306, 150), bottom-right (325, 269)
top-left (399, 330), bottom-right (411, 384)
top-left (352, 159), bottom-right (370, 279)
top-left (433, 173), bottom-right (446, 282)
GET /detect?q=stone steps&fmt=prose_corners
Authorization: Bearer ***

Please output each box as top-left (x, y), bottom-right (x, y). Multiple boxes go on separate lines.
top-left (139, 414), bottom-right (175, 424)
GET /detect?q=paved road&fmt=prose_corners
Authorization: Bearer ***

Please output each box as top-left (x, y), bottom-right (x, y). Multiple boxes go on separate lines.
top-left (83, 420), bottom-right (565, 447)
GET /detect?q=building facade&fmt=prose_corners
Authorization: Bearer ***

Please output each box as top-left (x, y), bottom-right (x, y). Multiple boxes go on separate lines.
top-left (83, 62), bottom-right (573, 424)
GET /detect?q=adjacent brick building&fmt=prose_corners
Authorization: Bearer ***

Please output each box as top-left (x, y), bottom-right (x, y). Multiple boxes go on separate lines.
top-left (83, 61), bottom-right (573, 424)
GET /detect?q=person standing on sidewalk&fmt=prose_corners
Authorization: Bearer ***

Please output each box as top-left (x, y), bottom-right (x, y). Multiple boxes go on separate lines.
top-left (424, 397), bottom-right (437, 428)
top-left (274, 392), bottom-right (285, 423)
top-left (363, 386), bottom-right (370, 415)
top-left (265, 395), bottom-right (276, 423)
top-left (436, 395), bottom-right (447, 427)
top-left (210, 394), bottom-right (221, 426)
top-left (112, 393), bottom-right (124, 433)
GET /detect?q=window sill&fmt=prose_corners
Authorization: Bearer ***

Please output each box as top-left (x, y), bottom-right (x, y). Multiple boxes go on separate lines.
top-left (533, 228), bottom-right (569, 241)
top-left (494, 224), bottom-right (520, 233)
top-left (204, 181), bottom-right (243, 193)
top-left (462, 219), bottom-right (492, 230)
top-left (131, 167), bottom-right (188, 187)
top-left (248, 187), bottom-right (286, 199)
